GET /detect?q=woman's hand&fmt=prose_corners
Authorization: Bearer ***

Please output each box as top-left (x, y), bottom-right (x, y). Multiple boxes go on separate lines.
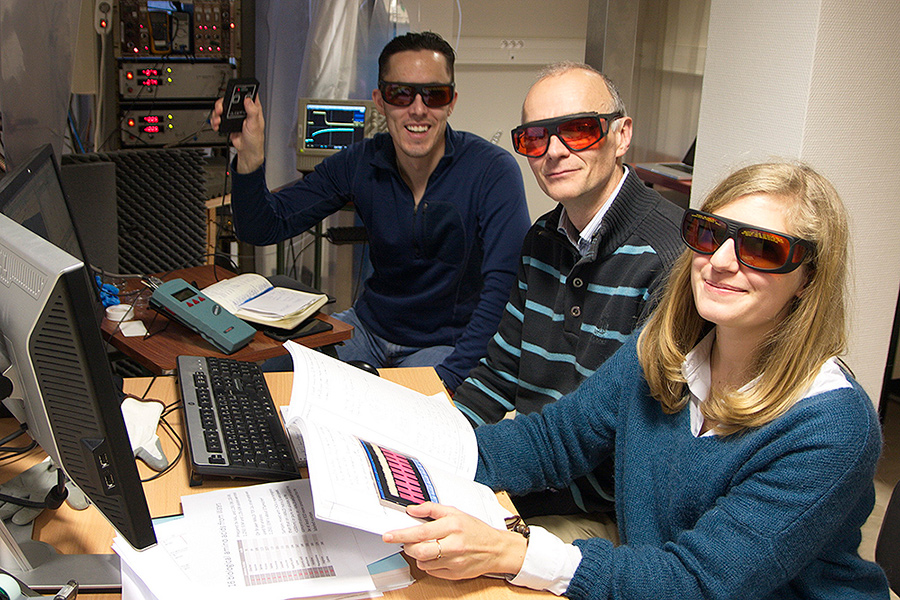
top-left (382, 502), bottom-right (528, 581)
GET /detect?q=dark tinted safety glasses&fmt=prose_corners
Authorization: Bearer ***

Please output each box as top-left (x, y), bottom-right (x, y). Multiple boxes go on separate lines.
top-left (510, 111), bottom-right (624, 157)
top-left (681, 209), bottom-right (815, 274)
top-left (378, 81), bottom-right (455, 108)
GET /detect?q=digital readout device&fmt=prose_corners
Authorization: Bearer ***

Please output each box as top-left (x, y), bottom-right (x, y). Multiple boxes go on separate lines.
top-left (149, 279), bottom-right (256, 354)
top-left (219, 77), bottom-right (259, 134)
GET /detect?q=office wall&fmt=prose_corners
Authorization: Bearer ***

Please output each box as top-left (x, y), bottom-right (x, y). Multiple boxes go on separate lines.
top-left (406, 0), bottom-right (590, 219)
top-left (694, 0), bottom-right (900, 403)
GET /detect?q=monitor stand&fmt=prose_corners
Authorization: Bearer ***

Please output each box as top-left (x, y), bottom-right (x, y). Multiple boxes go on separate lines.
top-left (0, 517), bottom-right (119, 592)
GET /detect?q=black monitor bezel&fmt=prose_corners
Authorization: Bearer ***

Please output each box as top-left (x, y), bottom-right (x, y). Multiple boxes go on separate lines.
top-left (0, 144), bottom-right (94, 269)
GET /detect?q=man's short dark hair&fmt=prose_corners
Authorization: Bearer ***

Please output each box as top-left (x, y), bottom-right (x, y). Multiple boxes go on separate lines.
top-left (378, 31), bottom-right (455, 82)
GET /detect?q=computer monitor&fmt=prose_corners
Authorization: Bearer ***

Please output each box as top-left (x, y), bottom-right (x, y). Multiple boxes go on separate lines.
top-left (0, 144), bottom-right (89, 266)
top-left (296, 98), bottom-right (383, 171)
top-left (0, 143), bottom-right (109, 316)
top-left (0, 215), bottom-right (155, 588)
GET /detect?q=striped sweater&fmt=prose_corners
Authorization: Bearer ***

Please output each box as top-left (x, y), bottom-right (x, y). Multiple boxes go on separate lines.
top-left (454, 168), bottom-right (684, 514)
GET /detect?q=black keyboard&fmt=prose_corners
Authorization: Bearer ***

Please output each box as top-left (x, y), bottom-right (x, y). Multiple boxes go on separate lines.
top-left (176, 355), bottom-right (300, 485)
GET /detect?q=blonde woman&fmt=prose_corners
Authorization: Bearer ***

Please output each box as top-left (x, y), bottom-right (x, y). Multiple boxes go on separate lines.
top-left (384, 162), bottom-right (889, 599)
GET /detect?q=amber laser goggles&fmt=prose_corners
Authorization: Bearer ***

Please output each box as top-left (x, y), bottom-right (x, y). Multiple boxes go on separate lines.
top-left (378, 81), bottom-right (455, 108)
top-left (511, 111), bottom-right (623, 157)
top-left (681, 209), bottom-right (815, 274)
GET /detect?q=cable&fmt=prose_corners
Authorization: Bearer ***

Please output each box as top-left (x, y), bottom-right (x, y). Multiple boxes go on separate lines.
top-left (91, 265), bottom-right (147, 280)
top-left (0, 425), bottom-right (38, 457)
top-left (284, 232), bottom-right (320, 280)
top-left (0, 491), bottom-right (50, 510)
top-left (67, 107), bottom-right (86, 154)
top-left (210, 141), bottom-right (235, 279)
top-left (164, 118), bottom-right (214, 148)
top-left (93, 32), bottom-right (108, 151)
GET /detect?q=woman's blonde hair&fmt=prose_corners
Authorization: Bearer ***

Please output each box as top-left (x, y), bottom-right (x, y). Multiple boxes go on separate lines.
top-left (637, 162), bottom-right (849, 434)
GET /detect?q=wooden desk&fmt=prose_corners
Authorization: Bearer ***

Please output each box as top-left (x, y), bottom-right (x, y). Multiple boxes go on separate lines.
top-left (100, 265), bottom-right (353, 375)
top-left (18, 368), bottom-right (549, 600)
top-left (633, 164), bottom-right (692, 195)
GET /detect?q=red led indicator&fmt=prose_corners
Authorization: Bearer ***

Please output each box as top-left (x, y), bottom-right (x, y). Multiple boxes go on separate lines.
top-left (142, 125), bottom-right (160, 133)
top-left (127, 118), bottom-right (136, 127)
top-left (126, 71), bottom-right (134, 80)
top-left (140, 78), bottom-right (159, 86)
top-left (143, 115), bottom-right (160, 123)
top-left (100, 19), bottom-right (108, 29)
top-left (141, 68), bottom-right (159, 76)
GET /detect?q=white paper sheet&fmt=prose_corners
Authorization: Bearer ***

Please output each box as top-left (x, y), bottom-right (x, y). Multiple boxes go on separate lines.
top-left (181, 479), bottom-right (376, 598)
top-left (281, 342), bottom-right (509, 536)
top-left (284, 341), bottom-right (477, 478)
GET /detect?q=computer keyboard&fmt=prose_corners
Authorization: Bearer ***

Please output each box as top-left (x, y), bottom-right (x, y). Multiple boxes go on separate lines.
top-left (176, 355), bottom-right (301, 485)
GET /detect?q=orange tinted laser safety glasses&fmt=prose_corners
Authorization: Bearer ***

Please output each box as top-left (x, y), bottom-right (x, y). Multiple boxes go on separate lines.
top-left (378, 81), bottom-right (455, 108)
top-left (681, 209), bottom-right (815, 274)
top-left (510, 111), bottom-right (624, 158)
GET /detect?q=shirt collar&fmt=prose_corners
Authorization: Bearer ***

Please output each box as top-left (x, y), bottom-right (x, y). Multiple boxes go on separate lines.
top-left (557, 165), bottom-right (630, 256)
top-left (371, 124), bottom-right (459, 173)
top-left (682, 328), bottom-right (853, 438)
top-left (683, 328), bottom-right (716, 431)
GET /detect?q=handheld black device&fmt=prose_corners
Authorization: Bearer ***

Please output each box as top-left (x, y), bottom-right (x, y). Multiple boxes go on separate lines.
top-left (219, 77), bottom-right (260, 134)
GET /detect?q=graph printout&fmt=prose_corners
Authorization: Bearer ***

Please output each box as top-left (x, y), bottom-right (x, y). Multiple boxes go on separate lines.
top-left (182, 479), bottom-right (375, 598)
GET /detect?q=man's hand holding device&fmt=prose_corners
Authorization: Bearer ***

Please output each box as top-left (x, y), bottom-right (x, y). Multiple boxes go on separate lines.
top-left (218, 77), bottom-right (259, 134)
top-left (213, 77), bottom-right (266, 174)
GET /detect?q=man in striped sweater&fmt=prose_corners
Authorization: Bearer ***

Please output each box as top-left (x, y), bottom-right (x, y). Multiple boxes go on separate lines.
top-left (452, 62), bottom-right (683, 542)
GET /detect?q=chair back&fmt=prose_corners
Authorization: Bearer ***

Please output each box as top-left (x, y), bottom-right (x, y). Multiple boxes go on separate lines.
top-left (876, 479), bottom-right (900, 593)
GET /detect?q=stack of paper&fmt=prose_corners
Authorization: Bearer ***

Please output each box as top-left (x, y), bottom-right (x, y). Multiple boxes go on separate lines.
top-left (114, 479), bottom-right (413, 600)
top-left (282, 341), bottom-right (512, 537)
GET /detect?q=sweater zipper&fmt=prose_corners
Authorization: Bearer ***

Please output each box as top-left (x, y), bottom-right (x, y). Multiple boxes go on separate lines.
top-left (413, 200), bottom-right (427, 258)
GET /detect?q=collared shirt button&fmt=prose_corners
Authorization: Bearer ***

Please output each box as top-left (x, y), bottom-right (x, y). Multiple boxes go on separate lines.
top-left (572, 277), bottom-right (584, 288)
top-left (571, 306), bottom-right (581, 318)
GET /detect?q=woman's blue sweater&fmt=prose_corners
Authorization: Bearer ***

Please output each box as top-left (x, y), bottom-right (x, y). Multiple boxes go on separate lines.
top-left (475, 334), bottom-right (888, 599)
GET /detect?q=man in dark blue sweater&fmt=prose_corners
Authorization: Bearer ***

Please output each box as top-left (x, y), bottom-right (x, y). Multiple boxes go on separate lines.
top-left (213, 32), bottom-right (530, 390)
top-left (452, 63), bottom-right (684, 541)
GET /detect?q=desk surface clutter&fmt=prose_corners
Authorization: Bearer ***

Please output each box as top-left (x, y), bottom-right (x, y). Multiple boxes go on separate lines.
top-left (13, 368), bottom-right (550, 600)
top-left (100, 265), bottom-right (353, 375)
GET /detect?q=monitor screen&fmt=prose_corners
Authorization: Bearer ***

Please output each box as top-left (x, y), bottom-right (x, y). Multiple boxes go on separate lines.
top-left (0, 211), bottom-right (155, 586)
top-left (0, 144), bottom-right (89, 265)
top-left (296, 98), bottom-right (382, 171)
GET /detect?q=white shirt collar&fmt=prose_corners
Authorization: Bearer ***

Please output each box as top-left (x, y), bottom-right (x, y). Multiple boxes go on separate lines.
top-left (682, 328), bottom-right (853, 438)
top-left (557, 165), bottom-right (630, 256)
